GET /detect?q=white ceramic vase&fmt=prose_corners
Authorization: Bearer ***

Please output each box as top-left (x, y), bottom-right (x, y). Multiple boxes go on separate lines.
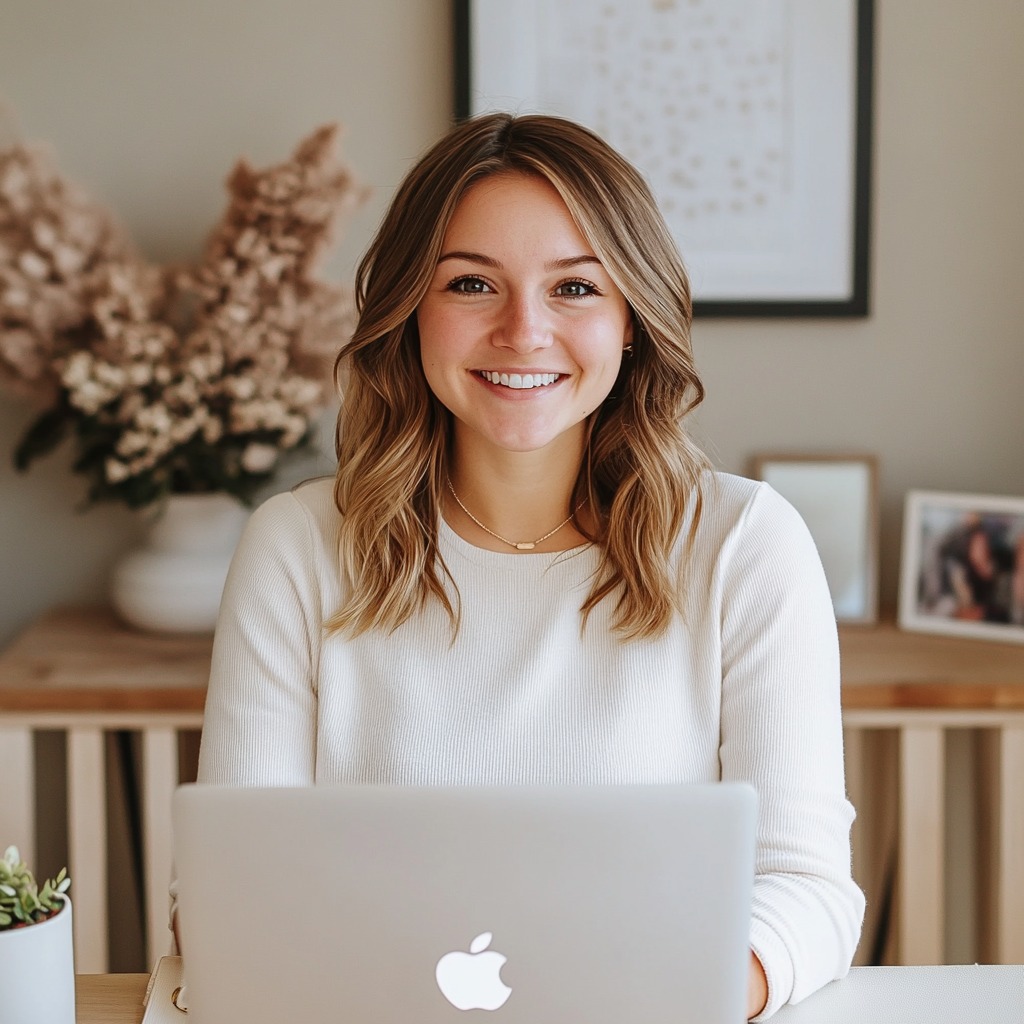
top-left (0, 898), bottom-right (75, 1024)
top-left (111, 493), bottom-right (248, 633)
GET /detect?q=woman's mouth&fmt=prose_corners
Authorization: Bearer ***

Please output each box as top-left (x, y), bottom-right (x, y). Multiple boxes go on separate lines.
top-left (478, 371), bottom-right (562, 390)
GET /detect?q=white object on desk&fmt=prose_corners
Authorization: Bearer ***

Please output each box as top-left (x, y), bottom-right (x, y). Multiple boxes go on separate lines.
top-left (773, 964), bottom-right (1024, 1023)
top-left (0, 897), bottom-right (76, 1024)
top-left (141, 955), bottom-right (187, 1022)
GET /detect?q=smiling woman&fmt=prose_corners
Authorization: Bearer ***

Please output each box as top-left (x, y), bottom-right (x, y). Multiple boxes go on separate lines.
top-left (332, 114), bottom-right (708, 641)
top-left (188, 113), bottom-right (865, 1021)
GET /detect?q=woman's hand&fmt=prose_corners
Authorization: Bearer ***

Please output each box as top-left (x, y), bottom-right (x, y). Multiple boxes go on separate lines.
top-left (747, 950), bottom-right (768, 1019)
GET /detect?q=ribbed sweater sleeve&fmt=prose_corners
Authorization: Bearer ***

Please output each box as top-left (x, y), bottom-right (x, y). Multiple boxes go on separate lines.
top-left (197, 490), bottom-right (323, 785)
top-left (719, 484), bottom-right (865, 1018)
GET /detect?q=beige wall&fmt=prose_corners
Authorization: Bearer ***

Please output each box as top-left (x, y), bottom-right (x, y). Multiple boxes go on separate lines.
top-left (2, 2), bottom-right (1022, 646)
top-left (3, 2), bottom-right (1022, 648)
top-left (692, 0), bottom-right (1024, 604)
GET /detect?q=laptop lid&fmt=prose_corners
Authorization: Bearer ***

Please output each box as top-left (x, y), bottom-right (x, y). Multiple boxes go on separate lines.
top-left (173, 782), bottom-right (756, 1024)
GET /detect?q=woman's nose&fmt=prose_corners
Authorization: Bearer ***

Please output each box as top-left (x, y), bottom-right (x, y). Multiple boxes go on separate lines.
top-left (494, 295), bottom-right (553, 352)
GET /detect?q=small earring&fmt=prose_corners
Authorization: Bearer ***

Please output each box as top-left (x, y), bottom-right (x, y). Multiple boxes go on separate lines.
top-left (623, 343), bottom-right (634, 356)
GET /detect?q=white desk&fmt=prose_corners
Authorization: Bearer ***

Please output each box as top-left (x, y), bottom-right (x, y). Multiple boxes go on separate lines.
top-left (773, 964), bottom-right (1024, 1023)
top-left (79, 964), bottom-right (1024, 1023)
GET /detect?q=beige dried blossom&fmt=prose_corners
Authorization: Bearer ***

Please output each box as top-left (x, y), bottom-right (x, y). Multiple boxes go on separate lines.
top-left (241, 443), bottom-right (279, 474)
top-left (104, 458), bottom-right (131, 484)
top-left (3, 123), bottom-right (365, 507)
top-left (0, 143), bottom-right (134, 401)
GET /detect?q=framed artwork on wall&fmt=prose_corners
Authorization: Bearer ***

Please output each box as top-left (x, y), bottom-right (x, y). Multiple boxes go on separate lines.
top-left (898, 490), bottom-right (1024, 644)
top-left (454, 0), bottom-right (875, 317)
top-left (751, 453), bottom-right (879, 624)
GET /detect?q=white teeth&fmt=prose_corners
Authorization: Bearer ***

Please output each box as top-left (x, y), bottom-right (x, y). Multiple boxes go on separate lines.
top-left (481, 371), bottom-right (560, 389)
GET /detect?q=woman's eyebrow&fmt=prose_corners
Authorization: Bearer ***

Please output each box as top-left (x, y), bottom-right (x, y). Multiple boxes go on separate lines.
top-left (437, 250), bottom-right (502, 268)
top-left (436, 251), bottom-right (602, 271)
top-left (547, 255), bottom-right (603, 271)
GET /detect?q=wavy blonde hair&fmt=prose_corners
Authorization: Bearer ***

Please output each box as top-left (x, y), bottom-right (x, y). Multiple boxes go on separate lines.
top-left (329, 113), bottom-right (709, 640)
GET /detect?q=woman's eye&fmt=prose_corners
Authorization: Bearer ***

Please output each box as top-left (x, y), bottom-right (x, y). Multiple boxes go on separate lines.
top-left (447, 276), bottom-right (492, 294)
top-left (554, 279), bottom-right (597, 298)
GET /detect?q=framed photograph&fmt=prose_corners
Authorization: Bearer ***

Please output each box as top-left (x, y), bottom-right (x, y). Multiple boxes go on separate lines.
top-left (454, 0), bottom-right (875, 317)
top-left (898, 491), bottom-right (1024, 644)
top-left (751, 453), bottom-right (879, 624)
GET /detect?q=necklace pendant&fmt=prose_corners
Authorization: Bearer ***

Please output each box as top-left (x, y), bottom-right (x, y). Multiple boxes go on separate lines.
top-left (515, 542), bottom-right (536, 551)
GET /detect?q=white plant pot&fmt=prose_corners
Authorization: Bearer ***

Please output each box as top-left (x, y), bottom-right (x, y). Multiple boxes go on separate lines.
top-left (110, 493), bottom-right (248, 633)
top-left (0, 897), bottom-right (75, 1024)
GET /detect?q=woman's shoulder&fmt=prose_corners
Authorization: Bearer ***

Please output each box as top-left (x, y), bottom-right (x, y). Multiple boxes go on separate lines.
top-left (242, 475), bottom-right (339, 548)
top-left (698, 470), bottom-right (768, 525)
top-left (283, 475), bottom-right (338, 519)
top-left (254, 474), bottom-right (335, 513)
top-left (693, 470), bottom-right (812, 551)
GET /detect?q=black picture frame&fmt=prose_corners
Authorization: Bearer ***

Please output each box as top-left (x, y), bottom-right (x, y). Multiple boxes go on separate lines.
top-left (453, 0), bottom-right (874, 319)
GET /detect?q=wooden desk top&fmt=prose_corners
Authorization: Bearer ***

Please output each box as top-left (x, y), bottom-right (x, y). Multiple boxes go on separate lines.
top-left (1, 606), bottom-right (1022, 713)
top-left (838, 618), bottom-right (1024, 709)
top-left (77, 973), bottom-right (148, 1024)
top-left (0, 607), bottom-right (210, 712)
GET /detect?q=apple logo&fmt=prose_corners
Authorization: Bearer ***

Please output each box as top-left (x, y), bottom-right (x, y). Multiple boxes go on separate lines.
top-left (435, 931), bottom-right (512, 1011)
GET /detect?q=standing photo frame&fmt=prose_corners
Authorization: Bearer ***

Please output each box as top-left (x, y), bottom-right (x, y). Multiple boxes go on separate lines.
top-left (454, 0), bottom-right (874, 317)
top-left (751, 453), bottom-right (879, 624)
top-left (898, 490), bottom-right (1024, 644)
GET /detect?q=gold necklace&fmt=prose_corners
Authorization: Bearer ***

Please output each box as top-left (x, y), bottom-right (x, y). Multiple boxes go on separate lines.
top-left (446, 478), bottom-right (582, 551)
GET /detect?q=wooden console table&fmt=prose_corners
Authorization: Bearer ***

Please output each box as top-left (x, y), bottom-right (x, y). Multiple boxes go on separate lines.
top-left (1, 608), bottom-right (1022, 973)
top-left (0, 607), bottom-right (208, 972)
top-left (839, 622), bottom-right (1024, 967)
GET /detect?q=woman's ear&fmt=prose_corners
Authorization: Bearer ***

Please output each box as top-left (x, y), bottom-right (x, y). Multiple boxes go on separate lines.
top-left (624, 311), bottom-right (641, 355)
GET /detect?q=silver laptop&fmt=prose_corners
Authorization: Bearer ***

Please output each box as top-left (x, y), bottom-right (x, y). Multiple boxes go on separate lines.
top-left (173, 783), bottom-right (756, 1024)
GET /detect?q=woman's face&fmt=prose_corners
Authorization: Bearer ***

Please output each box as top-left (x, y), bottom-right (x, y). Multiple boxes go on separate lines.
top-left (416, 172), bottom-right (632, 463)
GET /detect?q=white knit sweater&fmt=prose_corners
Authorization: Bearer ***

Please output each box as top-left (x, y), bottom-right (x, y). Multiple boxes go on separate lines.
top-left (193, 472), bottom-right (864, 1019)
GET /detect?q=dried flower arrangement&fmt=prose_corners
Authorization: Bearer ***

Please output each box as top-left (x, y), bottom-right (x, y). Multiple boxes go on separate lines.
top-left (0, 846), bottom-right (70, 929)
top-left (0, 125), bottom-right (363, 507)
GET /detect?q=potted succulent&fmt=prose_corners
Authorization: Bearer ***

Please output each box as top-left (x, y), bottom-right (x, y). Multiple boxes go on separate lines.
top-left (0, 846), bottom-right (74, 1023)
